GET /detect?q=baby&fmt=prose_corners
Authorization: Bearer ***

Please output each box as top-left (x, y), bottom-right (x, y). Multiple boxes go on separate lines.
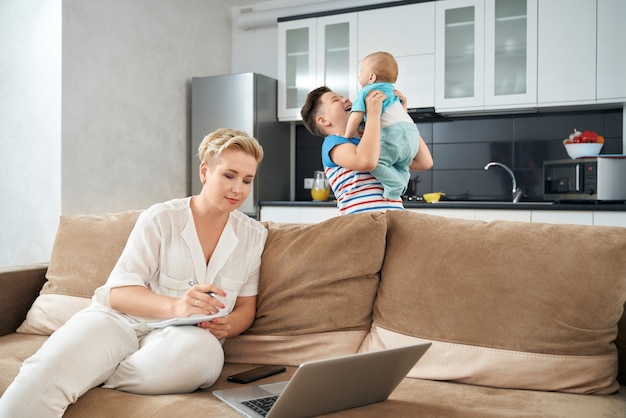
top-left (344, 51), bottom-right (420, 200)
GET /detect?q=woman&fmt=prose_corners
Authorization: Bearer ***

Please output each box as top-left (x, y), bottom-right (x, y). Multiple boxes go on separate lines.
top-left (0, 128), bottom-right (268, 417)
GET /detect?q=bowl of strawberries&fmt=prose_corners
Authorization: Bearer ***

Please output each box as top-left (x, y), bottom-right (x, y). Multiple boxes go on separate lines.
top-left (562, 129), bottom-right (604, 159)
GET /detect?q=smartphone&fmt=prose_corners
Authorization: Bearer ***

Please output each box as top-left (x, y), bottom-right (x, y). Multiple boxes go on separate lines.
top-left (227, 365), bottom-right (286, 384)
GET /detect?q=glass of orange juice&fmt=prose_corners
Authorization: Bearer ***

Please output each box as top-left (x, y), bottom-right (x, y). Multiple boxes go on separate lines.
top-left (311, 171), bottom-right (330, 201)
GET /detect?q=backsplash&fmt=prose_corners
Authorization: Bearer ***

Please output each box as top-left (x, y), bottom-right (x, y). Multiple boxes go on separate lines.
top-left (294, 108), bottom-right (623, 201)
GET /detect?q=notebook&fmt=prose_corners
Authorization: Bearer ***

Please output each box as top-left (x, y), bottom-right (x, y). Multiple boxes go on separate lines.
top-left (213, 343), bottom-right (431, 418)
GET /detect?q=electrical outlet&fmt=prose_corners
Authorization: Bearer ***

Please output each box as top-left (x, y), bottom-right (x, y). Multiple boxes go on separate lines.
top-left (304, 178), bottom-right (314, 189)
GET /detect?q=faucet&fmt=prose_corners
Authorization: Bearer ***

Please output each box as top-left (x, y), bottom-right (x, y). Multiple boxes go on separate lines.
top-left (484, 162), bottom-right (522, 203)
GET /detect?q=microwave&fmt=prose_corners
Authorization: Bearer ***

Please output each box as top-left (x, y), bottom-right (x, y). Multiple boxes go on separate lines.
top-left (543, 157), bottom-right (626, 201)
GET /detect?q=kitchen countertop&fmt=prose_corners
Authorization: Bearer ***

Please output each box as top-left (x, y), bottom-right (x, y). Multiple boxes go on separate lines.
top-left (260, 200), bottom-right (626, 211)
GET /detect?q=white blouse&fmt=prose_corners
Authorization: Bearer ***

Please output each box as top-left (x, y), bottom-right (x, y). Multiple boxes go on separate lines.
top-left (93, 197), bottom-right (268, 317)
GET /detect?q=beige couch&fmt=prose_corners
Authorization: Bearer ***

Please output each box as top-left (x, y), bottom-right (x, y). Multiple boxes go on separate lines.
top-left (1, 210), bottom-right (626, 417)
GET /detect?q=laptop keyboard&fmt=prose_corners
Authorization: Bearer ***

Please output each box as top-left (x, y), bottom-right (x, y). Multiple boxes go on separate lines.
top-left (241, 395), bottom-right (279, 417)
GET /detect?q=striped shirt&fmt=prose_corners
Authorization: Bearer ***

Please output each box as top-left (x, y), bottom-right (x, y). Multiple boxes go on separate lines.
top-left (321, 135), bottom-right (404, 215)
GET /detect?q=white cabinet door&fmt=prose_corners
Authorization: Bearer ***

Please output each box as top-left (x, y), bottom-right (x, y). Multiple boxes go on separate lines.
top-left (316, 14), bottom-right (358, 104)
top-left (278, 14), bottom-right (357, 121)
top-left (421, 208), bottom-right (477, 220)
top-left (537, 0), bottom-right (596, 106)
top-left (435, 0), bottom-right (485, 111)
top-left (530, 210), bottom-right (593, 225)
top-left (396, 55), bottom-right (435, 108)
top-left (358, 2), bottom-right (435, 109)
top-left (475, 209), bottom-right (531, 222)
top-left (278, 18), bottom-right (317, 121)
top-left (260, 206), bottom-right (338, 223)
top-left (260, 207), bottom-right (302, 223)
top-left (357, 2), bottom-right (435, 59)
top-left (484, 0), bottom-right (537, 109)
top-left (593, 212), bottom-right (626, 228)
top-left (596, 0), bottom-right (626, 102)
top-left (299, 207), bottom-right (338, 223)
top-left (436, 0), bottom-right (539, 112)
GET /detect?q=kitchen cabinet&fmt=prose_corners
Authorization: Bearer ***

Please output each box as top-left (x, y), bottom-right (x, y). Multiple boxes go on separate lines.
top-left (596, 0), bottom-right (626, 103)
top-left (260, 206), bottom-right (302, 223)
top-left (435, 0), bottom-right (537, 112)
top-left (260, 206), bottom-right (338, 223)
top-left (474, 209), bottom-right (531, 222)
top-left (277, 14), bottom-right (357, 121)
top-left (357, 2), bottom-right (436, 108)
top-left (484, 0), bottom-right (537, 109)
top-left (537, 0), bottom-right (596, 106)
top-left (435, 0), bottom-right (485, 110)
top-left (420, 208), bottom-right (597, 225)
top-left (409, 208), bottom-right (529, 222)
top-left (593, 212), bottom-right (626, 228)
top-left (262, 205), bottom-right (626, 227)
top-left (409, 208), bottom-right (477, 220)
top-left (530, 210), bottom-right (594, 226)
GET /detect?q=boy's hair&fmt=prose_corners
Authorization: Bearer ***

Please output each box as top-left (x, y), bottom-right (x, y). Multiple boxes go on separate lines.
top-left (198, 128), bottom-right (264, 165)
top-left (301, 86), bottom-right (332, 137)
top-left (365, 51), bottom-right (398, 83)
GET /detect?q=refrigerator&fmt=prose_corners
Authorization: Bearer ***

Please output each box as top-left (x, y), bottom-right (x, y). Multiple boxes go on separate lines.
top-left (191, 73), bottom-right (291, 217)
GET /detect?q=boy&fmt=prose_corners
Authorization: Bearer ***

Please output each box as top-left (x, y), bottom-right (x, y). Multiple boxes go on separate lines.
top-left (300, 86), bottom-right (432, 215)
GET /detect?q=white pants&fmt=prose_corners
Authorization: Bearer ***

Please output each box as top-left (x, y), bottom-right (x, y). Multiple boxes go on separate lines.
top-left (0, 308), bottom-right (224, 418)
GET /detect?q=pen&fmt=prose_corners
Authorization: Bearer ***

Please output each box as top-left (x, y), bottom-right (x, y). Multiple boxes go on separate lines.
top-left (188, 280), bottom-right (217, 297)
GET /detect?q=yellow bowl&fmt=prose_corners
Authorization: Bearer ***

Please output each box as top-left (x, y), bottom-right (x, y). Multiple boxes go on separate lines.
top-left (423, 192), bottom-right (445, 203)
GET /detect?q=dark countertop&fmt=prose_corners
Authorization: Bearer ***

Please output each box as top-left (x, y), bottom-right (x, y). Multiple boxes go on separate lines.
top-left (260, 201), bottom-right (626, 211)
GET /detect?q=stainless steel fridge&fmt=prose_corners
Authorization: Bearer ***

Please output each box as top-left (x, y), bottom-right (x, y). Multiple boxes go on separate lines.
top-left (191, 73), bottom-right (291, 217)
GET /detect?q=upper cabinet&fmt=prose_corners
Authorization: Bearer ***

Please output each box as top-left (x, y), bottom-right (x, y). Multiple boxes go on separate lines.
top-left (537, 0), bottom-right (596, 106)
top-left (276, 0), bottom-right (622, 121)
top-left (278, 14), bottom-right (357, 121)
top-left (358, 2), bottom-right (436, 109)
top-left (596, 0), bottom-right (626, 102)
top-left (435, 0), bottom-right (537, 112)
top-left (484, 0), bottom-right (537, 108)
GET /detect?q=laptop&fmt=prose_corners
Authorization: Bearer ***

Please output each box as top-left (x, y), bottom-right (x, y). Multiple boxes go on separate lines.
top-left (213, 343), bottom-right (431, 418)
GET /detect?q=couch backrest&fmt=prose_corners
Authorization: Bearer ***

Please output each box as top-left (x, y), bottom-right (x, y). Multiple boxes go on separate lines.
top-left (363, 211), bottom-right (626, 394)
top-left (224, 212), bottom-right (389, 365)
top-left (617, 303), bottom-right (626, 385)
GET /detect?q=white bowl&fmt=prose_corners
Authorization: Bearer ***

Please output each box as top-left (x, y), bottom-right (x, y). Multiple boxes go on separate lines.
top-left (564, 143), bottom-right (603, 159)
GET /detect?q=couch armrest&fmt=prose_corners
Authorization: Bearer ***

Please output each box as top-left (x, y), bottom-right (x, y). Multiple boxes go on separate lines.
top-left (617, 302), bottom-right (626, 386)
top-left (0, 263), bottom-right (47, 336)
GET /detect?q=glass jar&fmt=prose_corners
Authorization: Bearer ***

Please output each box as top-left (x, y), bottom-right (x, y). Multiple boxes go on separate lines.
top-left (311, 170), bottom-right (330, 201)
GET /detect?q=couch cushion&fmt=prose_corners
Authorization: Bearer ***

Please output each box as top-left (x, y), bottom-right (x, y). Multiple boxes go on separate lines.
top-left (0, 333), bottom-right (48, 394)
top-left (17, 211), bottom-right (141, 335)
top-left (224, 212), bottom-right (387, 365)
top-left (360, 211), bottom-right (626, 394)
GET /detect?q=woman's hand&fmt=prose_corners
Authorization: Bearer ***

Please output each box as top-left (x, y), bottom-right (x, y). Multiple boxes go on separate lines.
top-left (198, 316), bottom-right (232, 340)
top-left (175, 283), bottom-right (226, 318)
top-left (197, 295), bottom-right (256, 339)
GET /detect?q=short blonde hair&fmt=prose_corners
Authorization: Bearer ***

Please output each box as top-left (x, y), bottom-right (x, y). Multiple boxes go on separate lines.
top-left (364, 51), bottom-right (398, 83)
top-left (198, 128), bottom-right (264, 165)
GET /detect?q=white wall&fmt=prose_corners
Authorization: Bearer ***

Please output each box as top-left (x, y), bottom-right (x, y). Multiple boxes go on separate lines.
top-left (62, 0), bottom-right (231, 215)
top-left (0, 0), bottom-right (231, 268)
top-left (0, 0), bottom-right (62, 267)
